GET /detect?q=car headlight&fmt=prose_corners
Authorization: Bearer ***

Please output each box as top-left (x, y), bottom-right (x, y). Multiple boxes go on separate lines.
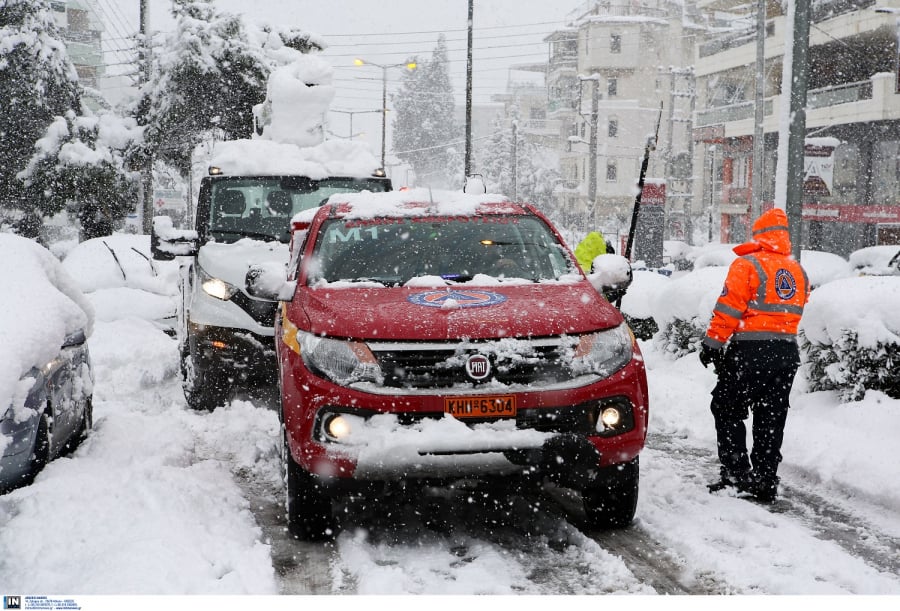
top-left (297, 331), bottom-right (383, 385)
top-left (571, 323), bottom-right (634, 377)
top-left (199, 267), bottom-right (238, 300)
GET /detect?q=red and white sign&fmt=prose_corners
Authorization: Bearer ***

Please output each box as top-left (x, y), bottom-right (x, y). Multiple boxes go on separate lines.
top-left (641, 181), bottom-right (666, 206)
top-left (802, 204), bottom-right (900, 224)
top-left (803, 144), bottom-right (835, 197)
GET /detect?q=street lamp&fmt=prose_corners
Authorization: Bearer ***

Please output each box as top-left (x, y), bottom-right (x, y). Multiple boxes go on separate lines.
top-left (353, 58), bottom-right (417, 168)
top-left (330, 108), bottom-right (381, 140)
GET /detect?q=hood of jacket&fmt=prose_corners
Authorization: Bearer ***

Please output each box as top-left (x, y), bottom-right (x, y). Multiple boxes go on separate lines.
top-left (733, 208), bottom-right (793, 256)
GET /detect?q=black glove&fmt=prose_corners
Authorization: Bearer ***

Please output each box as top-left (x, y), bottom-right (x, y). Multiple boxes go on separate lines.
top-left (699, 344), bottom-right (723, 370)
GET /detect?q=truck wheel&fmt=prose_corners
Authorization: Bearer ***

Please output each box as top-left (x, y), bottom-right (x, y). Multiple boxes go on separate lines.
top-left (181, 345), bottom-right (226, 412)
top-left (582, 457), bottom-right (639, 529)
top-left (282, 428), bottom-right (335, 541)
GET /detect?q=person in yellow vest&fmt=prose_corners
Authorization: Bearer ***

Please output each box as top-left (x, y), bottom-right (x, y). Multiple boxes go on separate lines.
top-left (574, 231), bottom-right (615, 273)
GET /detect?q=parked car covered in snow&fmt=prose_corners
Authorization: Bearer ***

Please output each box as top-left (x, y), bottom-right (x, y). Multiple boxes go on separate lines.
top-left (849, 245), bottom-right (900, 277)
top-left (248, 189), bottom-right (649, 540)
top-left (62, 234), bottom-right (178, 335)
top-left (0, 234), bottom-right (94, 493)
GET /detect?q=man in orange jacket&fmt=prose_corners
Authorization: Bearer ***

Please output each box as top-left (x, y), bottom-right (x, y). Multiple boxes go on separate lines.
top-left (699, 208), bottom-right (810, 502)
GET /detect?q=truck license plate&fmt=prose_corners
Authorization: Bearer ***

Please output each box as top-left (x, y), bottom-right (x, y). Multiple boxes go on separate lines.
top-left (445, 395), bottom-right (517, 418)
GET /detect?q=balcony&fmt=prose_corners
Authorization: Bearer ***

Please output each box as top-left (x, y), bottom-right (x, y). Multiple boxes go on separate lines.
top-left (695, 75), bottom-right (894, 132)
top-left (807, 80), bottom-right (873, 110)
top-left (696, 100), bottom-right (773, 127)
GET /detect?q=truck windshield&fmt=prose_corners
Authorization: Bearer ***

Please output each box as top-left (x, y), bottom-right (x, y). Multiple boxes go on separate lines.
top-left (207, 177), bottom-right (390, 244)
top-left (309, 215), bottom-right (576, 286)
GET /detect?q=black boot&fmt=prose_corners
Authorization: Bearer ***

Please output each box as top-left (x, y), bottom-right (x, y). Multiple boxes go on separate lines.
top-left (707, 469), bottom-right (751, 493)
top-left (745, 474), bottom-right (779, 503)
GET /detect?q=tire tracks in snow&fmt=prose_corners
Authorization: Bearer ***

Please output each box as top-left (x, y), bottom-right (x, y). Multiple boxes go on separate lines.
top-left (647, 432), bottom-right (900, 577)
top-left (540, 484), bottom-right (729, 594)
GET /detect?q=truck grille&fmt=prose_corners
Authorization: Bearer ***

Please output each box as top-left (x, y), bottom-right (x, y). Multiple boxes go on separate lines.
top-left (369, 338), bottom-right (576, 389)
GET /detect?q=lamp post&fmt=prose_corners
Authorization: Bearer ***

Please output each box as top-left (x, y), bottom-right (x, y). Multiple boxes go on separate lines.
top-left (330, 109), bottom-right (381, 140)
top-left (353, 58), bottom-right (417, 168)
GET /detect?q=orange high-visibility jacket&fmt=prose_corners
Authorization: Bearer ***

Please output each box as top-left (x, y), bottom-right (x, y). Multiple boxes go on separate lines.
top-left (703, 208), bottom-right (810, 349)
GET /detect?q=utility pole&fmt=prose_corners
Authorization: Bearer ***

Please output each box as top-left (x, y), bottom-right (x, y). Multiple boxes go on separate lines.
top-left (511, 120), bottom-right (518, 200)
top-left (578, 76), bottom-right (600, 227)
top-left (785, 0), bottom-right (810, 259)
top-left (751, 0), bottom-right (767, 222)
top-left (588, 79), bottom-right (599, 217)
top-left (140, 0), bottom-right (153, 234)
top-left (464, 0), bottom-right (474, 177)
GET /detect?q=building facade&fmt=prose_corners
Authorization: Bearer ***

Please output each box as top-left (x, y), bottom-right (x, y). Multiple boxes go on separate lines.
top-left (539, 0), bottom-right (700, 246)
top-left (692, 0), bottom-right (900, 253)
top-left (51, 0), bottom-right (108, 111)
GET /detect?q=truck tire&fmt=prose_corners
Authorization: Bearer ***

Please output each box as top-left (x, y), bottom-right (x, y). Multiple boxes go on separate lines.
top-left (181, 345), bottom-right (226, 412)
top-left (282, 428), bottom-right (335, 541)
top-left (582, 457), bottom-right (639, 530)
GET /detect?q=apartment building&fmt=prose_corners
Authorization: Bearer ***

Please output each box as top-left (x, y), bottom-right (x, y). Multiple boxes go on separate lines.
top-left (50, 0), bottom-right (108, 111)
top-left (538, 0), bottom-right (702, 256)
top-left (693, 0), bottom-right (900, 252)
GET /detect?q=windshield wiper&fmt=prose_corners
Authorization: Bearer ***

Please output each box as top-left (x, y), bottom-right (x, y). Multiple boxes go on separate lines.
top-left (210, 229), bottom-right (280, 242)
top-left (336, 277), bottom-right (402, 287)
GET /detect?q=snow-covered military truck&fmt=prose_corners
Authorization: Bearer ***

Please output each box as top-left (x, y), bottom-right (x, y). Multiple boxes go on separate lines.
top-left (151, 55), bottom-right (391, 410)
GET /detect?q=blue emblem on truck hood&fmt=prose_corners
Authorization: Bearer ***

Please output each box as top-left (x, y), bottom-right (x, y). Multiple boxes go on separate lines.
top-left (408, 290), bottom-right (507, 308)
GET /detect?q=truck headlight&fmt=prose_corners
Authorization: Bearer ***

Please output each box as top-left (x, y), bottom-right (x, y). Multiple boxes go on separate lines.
top-left (297, 331), bottom-right (383, 386)
top-left (199, 267), bottom-right (238, 300)
top-left (571, 323), bottom-right (633, 377)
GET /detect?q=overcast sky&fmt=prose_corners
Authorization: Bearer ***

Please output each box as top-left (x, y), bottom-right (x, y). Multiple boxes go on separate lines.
top-left (102, 0), bottom-right (584, 105)
top-left (98, 0), bottom-right (585, 166)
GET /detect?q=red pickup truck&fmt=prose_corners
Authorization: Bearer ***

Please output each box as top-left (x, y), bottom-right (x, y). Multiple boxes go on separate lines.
top-left (247, 190), bottom-right (649, 540)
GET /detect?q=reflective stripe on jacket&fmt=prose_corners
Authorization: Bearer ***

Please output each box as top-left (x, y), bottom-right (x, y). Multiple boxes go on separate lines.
top-left (703, 208), bottom-right (810, 349)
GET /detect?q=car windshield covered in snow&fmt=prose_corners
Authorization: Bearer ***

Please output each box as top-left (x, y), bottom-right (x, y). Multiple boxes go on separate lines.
top-left (308, 215), bottom-right (576, 286)
top-left (205, 177), bottom-right (391, 245)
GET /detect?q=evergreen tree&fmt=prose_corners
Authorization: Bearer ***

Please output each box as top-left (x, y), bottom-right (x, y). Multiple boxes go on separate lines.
top-left (392, 35), bottom-right (461, 189)
top-left (135, 0), bottom-right (269, 177)
top-left (17, 112), bottom-right (141, 241)
top-left (0, 0), bottom-right (82, 220)
top-left (478, 110), bottom-right (561, 209)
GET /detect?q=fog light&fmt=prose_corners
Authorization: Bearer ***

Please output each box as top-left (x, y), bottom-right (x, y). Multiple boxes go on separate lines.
top-left (323, 414), bottom-right (351, 441)
top-left (598, 407), bottom-right (622, 431)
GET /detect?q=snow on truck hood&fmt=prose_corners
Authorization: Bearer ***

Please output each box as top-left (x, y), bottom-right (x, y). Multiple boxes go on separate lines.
top-left (198, 240), bottom-right (289, 288)
top-left (294, 281), bottom-right (622, 341)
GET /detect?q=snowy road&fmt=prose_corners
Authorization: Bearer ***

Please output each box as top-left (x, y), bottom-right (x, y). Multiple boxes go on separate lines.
top-left (1, 318), bottom-right (899, 596)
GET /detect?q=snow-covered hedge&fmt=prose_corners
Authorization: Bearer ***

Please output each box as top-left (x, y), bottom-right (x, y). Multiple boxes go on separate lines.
top-left (798, 276), bottom-right (900, 401)
top-left (642, 249), bottom-right (899, 398)
top-left (649, 266), bottom-right (726, 357)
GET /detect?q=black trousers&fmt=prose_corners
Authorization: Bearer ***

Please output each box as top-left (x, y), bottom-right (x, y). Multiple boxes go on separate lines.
top-left (709, 340), bottom-right (800, 482)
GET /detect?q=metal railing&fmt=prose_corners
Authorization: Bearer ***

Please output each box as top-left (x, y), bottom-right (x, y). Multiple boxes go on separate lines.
top-left (807, 80), bottom-right (873, 109)
top-left (695, 79), bottom-right (875, 127)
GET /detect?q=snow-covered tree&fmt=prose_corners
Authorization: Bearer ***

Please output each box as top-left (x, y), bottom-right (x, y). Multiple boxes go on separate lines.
top-left (135, 0), bottom-right (269, 176)
top-left (392, 35), bottom-right (461, 189)
top-left (0, 0), bottom-right (82, 224)
top-left (479, 111), bottom-right (561, 209)
top-left (17, 112), bottom-right (142, 241)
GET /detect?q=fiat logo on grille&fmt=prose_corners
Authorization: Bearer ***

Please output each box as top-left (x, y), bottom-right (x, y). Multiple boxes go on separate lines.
top-left (465, 354), bottom-right (491, 381)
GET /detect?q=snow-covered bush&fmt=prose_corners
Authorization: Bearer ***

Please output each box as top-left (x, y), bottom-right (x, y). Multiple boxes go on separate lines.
top-left (799, 276), bottom-right (900, 401)
top-left (650, 266), bottom-right (726, 357)
top-left (802, 249), bottom-right (853, 288)
top-left (620, 269), bottom-right (670, 340)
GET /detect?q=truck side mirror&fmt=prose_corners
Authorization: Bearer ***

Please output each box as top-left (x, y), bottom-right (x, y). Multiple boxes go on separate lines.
top-left (587, 254), bottom-right (633, 304)
top-left (246, 263), bottom-right (296, 301)
top-left (151, 215), bottom-right (199, 261)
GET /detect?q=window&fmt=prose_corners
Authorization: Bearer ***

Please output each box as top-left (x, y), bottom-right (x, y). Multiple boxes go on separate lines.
top-left (608, 118), bottom-right (618, 138)
top-left (610, 33), bottom-right (622, 54)
top-left (606, 160), bottom-right (618, 182)
top-left (608, 78), bottom-right (618, 98)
